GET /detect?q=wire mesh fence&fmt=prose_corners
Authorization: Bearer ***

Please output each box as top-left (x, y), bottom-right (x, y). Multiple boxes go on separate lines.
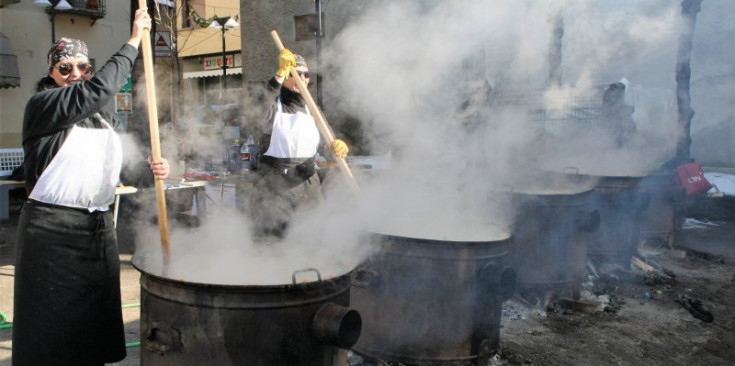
top-left (489, 87), bottom-right (606, 124)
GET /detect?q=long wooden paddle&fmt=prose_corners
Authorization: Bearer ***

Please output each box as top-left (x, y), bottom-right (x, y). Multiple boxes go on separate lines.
top-left (270, 30), bottom-right (360, 195)
top-left (137, 1), bottom-right (171, 263)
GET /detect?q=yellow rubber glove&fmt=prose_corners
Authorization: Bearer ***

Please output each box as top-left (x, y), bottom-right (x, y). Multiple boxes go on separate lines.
top-left (330, 139), bottom-right (349, 159)
top-left (276, 49), bottom-right (296, 78)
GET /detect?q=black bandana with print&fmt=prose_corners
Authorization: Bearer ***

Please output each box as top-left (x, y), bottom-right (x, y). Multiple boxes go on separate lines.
top-left (47, 37), bottom-right (88, 69)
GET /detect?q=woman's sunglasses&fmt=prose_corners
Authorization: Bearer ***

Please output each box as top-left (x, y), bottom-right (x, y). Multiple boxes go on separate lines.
top-left (56, 62), bottom-right (92, 76)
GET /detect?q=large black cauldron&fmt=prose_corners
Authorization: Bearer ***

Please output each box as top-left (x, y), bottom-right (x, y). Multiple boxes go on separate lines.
top-left (133, 256), bottom-right (361, 366)
top-left (351, 233), bottom-right (515, 365)
top-left (638, 171), bottom-right (684, 247)
top-left (586, 174), bottom-right (649, 266)
top-left (510, 184), bottom-right (599, 304)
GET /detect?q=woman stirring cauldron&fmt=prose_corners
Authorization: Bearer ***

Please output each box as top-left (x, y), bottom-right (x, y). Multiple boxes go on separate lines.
top-left (12, 9), bottom-right (169, 366)
top-left (246, 49), bottom-right (349, 239)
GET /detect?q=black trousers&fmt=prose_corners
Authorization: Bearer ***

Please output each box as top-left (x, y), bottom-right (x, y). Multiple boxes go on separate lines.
top-left (247, 159), bottom-right (323, 239)
top-left (13, 200), bottom-right (126, 366)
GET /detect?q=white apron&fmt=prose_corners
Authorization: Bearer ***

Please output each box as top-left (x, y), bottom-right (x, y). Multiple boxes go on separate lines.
top-left (264, 98), bottom-right (320, 159)
top-left (29, 115), bottom-right (123, 212)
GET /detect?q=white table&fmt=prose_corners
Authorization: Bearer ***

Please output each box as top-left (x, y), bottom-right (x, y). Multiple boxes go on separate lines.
top-left (113, 180), bottom-right (210, 226)
top-left (113, 185), bottom-right (139, 227)
top-left (1, 180), bottom-right (211, 224)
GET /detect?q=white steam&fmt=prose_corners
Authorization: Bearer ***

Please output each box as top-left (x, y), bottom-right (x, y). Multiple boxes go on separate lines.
top-left (132, 0), bottom-right (710, 284)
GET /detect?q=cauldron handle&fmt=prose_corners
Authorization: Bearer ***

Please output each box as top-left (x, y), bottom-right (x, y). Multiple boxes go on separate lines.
top-left (292, 268), bottom-right (322, 284)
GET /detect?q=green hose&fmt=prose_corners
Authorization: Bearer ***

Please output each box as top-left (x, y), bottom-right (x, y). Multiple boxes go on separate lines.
top-left (0, 311), bottom-right (11, 330)
top-left (123, 303), bottom-right (141, 348)
top-left (0, 304), bottom-right (143, 348)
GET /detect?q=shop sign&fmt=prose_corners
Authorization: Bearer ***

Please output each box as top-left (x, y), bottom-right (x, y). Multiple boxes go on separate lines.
top-left (115, 93), bottom-right (133, 114)
top-left (204, 55), bottom-right (235, 70)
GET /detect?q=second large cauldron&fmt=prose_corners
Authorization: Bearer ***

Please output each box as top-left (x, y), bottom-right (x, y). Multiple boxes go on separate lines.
top-left (510, 181), bottom-right (599, 304)
top-left (350, 233), bottom-right (515, 365)
top-left (638, 171), bottom-right (684, 248)
top-left (133, 255), bottom-right (361, 366)
top-left (586, 173), bottom-right (650, 266)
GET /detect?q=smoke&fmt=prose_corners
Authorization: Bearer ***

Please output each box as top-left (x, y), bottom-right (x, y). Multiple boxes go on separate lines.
top-left (131, 0), bottom-right (721, 285)
top-left (323, 0), bottom-right (684, 174)
top-left (132, 205), bottom-right (362, 285)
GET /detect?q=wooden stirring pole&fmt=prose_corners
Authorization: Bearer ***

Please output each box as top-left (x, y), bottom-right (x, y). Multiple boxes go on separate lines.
top-left (137, 1), bottom-right (171, 263)
top-left (270, 30), bottom-right (360, 195)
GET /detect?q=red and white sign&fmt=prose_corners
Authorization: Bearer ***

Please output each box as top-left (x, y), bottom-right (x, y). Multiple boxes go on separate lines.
top-left (675, 162), bottom-right (712, 195)
top-left (154, 31), bottom-right (172, 57)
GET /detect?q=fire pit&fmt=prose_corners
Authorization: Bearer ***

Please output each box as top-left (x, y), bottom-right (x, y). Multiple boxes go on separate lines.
top-left (133, 255), bottom-right (361, 366)
top-left (350, 232), bottom-right (515, 365)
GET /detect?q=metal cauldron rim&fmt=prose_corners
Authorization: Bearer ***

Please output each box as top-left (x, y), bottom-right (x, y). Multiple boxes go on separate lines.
top-left (132, 253), bottom-right (354, 291)
top-left (498, 169), bottom-right (600, 196)
top-left (368, 232), bottom-right (512, 246)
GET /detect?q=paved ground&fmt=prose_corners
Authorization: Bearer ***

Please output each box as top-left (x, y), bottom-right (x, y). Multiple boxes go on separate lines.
top-left (2, 191), bottom-right (734, 365)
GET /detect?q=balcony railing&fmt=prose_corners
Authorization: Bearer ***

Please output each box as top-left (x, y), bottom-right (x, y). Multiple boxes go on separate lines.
top-left (46, 0), bottom-right (106, 20)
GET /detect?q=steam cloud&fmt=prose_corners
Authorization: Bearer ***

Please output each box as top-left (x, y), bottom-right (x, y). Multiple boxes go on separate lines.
top-left (130, 0), bottom-right (729, 284)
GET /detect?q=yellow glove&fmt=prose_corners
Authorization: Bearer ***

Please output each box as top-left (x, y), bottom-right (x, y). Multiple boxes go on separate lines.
top-left (330, 139), bottom-right (349, 159)
top-left (276, 49), bottom-right (296, 78)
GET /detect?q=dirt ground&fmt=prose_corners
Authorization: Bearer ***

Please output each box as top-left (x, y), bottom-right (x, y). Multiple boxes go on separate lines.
top-left (491, 220), bottom-right (735, 366)
top-left (1, 194), bottom-right (734, 366)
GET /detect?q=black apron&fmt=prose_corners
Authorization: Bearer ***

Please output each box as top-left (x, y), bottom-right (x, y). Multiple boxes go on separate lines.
top-left (247, 156), bottom-right (323, 238)
top-left (13, 200), bottom-right (126, 366)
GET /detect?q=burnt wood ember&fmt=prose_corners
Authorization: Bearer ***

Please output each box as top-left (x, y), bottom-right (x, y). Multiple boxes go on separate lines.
top-left (675, 294), bottom-right (714, 322)
top-left (551, 298), bottom-right (604, 314)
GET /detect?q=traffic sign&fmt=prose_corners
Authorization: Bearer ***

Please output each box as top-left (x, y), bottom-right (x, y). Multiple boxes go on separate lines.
top-left (120, 75), bottom-right (132, 92)
top-left (155, 31), bottom-right (172, 57)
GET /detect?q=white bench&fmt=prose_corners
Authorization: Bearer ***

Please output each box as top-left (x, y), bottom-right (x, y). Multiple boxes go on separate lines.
top-left (0, 148), bottom-right (25, 221)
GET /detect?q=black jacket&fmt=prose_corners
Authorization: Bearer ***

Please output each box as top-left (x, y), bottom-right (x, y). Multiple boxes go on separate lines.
top-left (22, 44), bottom-right (138, 193)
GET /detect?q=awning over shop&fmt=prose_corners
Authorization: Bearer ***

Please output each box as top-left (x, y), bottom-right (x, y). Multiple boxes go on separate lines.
top-left (183, 67), bottom-right (242, 79)
top-left (0, 32), bottom-right (20, 89)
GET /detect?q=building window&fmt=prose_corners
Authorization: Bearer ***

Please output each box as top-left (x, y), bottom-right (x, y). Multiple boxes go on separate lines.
top-left (181, 1), bottom-right (191, 28)
top-left (294, 14), bottom-right (322, 41)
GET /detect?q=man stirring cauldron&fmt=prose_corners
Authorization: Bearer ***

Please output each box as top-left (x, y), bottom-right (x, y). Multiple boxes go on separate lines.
top-left (246, 49), bottom-right (349, 238)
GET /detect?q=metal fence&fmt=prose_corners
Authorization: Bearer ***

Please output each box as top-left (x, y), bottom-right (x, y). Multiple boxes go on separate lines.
top-left (489, 87), bottom-right (606, 124)
top-left (52, 0), bottom-right (106, 19)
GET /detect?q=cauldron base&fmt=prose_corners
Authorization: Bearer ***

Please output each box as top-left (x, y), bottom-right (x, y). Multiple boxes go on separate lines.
top-left (351, 233), bottom-right (514, 366)
top-left (133, 257), bottom-right (360, 366)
